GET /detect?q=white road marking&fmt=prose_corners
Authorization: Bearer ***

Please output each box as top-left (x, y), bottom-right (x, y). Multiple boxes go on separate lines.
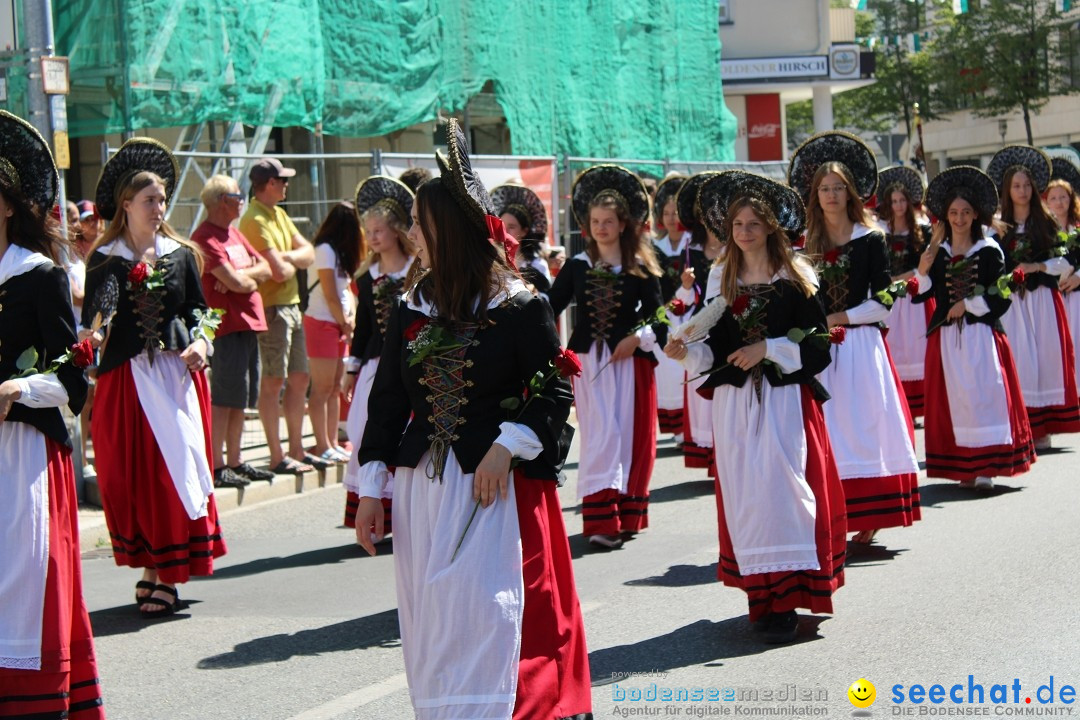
top-left (287, 672), bottom-right (409, 719)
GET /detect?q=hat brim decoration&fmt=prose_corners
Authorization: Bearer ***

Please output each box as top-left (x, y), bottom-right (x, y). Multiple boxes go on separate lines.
top-left (0, 110), bottom-right (59, 213)
top-left (925, 166), bottom-right (998, 224)
top-left (675, 171), bottom-right (722, 231)
top-left (490, 183), bottom-right (548, 239)
top-left (698, 170), bottom-right (806, 240)
top-left (877, 165), bottom-right (925, 207)
top-left (652, 175), bottom-right (686, 224)
top-left (95, 137), bottom-right (179, 222)
top-left (571, 164), bottom-right (650, 228)
top-left (987, 144), bottom-right (1052, 194)
top-left (787, 130), bottom-right (878, 204)
top-left (435, 118), bottom-right (496, 231)
top-left (355, 175), bottom-right (415, 228)
top-left (1050, 157), bottom-right (1080, 194)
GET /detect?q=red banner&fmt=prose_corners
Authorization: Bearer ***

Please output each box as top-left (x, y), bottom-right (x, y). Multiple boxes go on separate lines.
top-left (746, 93), bottom-right (783, 161)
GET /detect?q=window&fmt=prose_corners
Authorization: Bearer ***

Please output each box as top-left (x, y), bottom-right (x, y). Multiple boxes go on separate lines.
top-left (718, 0), bottom-right (732, 24)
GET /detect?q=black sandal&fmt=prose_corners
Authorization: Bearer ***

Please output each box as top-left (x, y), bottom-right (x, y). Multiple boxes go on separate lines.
top-left (139, 584), bottom-right (181, 618)
top-left (134, 580), bottom-right (157, 605)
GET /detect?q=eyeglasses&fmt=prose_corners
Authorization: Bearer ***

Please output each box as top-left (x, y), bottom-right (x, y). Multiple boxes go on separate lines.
top-left (275, 177), bottom-right (290, 185)
top-left (818, 185), bottom-right (848, 195)
top-left (222, 193), bottom-right (246, 202)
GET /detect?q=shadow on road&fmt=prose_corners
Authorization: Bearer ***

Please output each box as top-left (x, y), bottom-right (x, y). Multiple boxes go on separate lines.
top-left (648, 479), bottom-right (715, 504)
top-left (89, 600), bottom-right (200, 637)
top-left (844, 542), bottom-right (906, 566)
top-left (588, 615), bottom-right (830, 684)
top-left (197, 609), bottom-right (401, 670)
top-left (201, 542), bottom-right (388, 580)
top-left (918, 481), bottom-right (1023, 508)
top-left (624, 563), bottom-right (718, 587)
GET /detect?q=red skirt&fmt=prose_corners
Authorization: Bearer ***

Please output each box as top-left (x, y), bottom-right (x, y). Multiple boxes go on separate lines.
top-left (581, 355), bottom-right (657, 535)
top-left (513, 470), bottom-right (592, 719)
top-left (344, 492), bottom-right (393, 535)
top-left (924, 329), bottom-right (1036, 481)
top-left (715, 387), bottom-right (847, 622)
top-left (0, 439), bottom-right (104, 719)
top-left (1028, 290), bottom-right (1080, 438)
top-left (682, 382), bottom-right (715, 471)
top-left (93, 361), bottom-right (227, 584)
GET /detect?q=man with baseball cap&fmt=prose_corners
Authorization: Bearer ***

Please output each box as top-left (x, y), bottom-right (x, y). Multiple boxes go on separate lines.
top-left (239, 157), bottom-right (320, 475)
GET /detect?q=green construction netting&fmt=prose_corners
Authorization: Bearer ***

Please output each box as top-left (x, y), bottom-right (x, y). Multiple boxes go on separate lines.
top-left (6, 0), bottom-right (735, 161)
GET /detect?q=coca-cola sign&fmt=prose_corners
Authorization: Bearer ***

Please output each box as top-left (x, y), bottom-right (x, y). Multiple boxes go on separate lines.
top-left (749, 123), bottom-right (781, 140)
top-left (746, 94), bottom-right (783, 161)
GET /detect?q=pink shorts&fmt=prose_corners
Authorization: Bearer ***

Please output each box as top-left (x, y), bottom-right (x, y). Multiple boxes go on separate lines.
top-left (303, 315), bottom-right (347, 359)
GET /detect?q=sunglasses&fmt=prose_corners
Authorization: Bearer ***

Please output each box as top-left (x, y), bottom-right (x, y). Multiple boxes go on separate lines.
top-left (222, 193), bottom-right (245, 201)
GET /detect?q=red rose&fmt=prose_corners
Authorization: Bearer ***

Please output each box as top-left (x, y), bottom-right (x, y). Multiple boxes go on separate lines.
top-left (823, 249), bottom-right (842, 264)
top-left (906, 277), bottom-right (919, 296)
top-left (404, 317), bottom-right (429, 342)
top-left (71, 338), bottom-right (95, 369)
top-left (892, 242), bottom-right (907, 254)
top-left (829, 326), bottom-right (846, 345)
top-left (731, 293), bottom-right (750, 317)
top-left (668, 298), bottom-right (689, 317)
top-left (1012, 267), bottom-right (1026, 285)
top-left (127, 262), bottom-right (151, 285)
top-left (553, 348), bottom-right (583, 379)
top-left (950, 254), bottom-right (965, 264)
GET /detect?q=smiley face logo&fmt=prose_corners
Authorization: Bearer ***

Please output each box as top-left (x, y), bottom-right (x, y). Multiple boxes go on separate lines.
top-left (848, 678), bottom-right (876, 708)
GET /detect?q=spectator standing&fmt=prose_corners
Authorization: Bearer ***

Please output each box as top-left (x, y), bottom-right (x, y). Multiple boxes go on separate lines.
top-left (191, 174), bottom-right (275, 487)
top-left (239, 158), bottom-right (320, 474)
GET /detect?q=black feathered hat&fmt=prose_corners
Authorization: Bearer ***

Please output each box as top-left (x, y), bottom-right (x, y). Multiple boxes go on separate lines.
top-left (0, 110), bottom-right (59, 213)
top-left (675, 171), bottom-right (722, 231)
top-left (1050, 157), bottom-right (1080, 194)
top-left (571, 164), bottom-right (650, 227)
top-left (987, 144), bottom-right (1051, 194)
top-left (877, 165), bottom-right (925, 207)
top-left (697, 171), bottom-right (806, 240)
top-left (435, 118), bottom-right (496, 231)
top-left (355, 175), bottom-right (414, 228)
top-left (95, 137), bottom-right (179, 222)
top-left (490, 183), bottom-right (547, 239)
top-left (925, 166), bottom-right (998, 225)
top-left (788, 130), bottom-right (878, 203)
top-left (652, 175), bottom-right (686, 226)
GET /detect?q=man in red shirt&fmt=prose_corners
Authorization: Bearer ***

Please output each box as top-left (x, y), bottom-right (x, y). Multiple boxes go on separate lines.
top-left (191, 175), bottom-right (275, 488)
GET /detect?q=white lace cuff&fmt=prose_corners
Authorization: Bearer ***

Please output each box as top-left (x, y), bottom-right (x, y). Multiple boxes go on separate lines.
top-left (636, 324), bottom-right (658, 353)
top-left (765, 337), bottom-right (803, 374)
top-left (914, 271), bottom-right (932, 295)
top-left (845, 298), bottom-right (892, 325)
top-left (494, 422), bottom-right (543, 461)
top-left (14, 374), bottom-right (69, 409)
top-left (358, 461), bottom-right (392, 500)
top-left (1044, 257), bottom-right (1073, 277)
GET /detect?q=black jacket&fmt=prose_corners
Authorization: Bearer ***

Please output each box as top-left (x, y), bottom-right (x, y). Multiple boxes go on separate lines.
top-left (815, 229), bottom-right (892, 318)
top-left (358, 290), bottom-right (573, 481)
top-left (654, 238), bottom-right (688, 303)
top-left (884, 224), bottom-right (931, 277)
top-left (0, 263), bottom-right (87, 446)
top-left (83, 246), bottom-right (209, 375)
top-left (1000, 226), bottom-right (1069, 293)
top-left (700, 277), bottom-right (832, 401)
top-left (546, 255), bottom-right (666, 359)
top-left (350, 271), bottom-right (405, 364)
top-left (913, 241), bottom-right (1010, 332)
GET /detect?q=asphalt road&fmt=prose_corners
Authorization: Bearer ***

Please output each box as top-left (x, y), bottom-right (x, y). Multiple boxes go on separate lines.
top-left (80, 426), bottom-right (1080, 719)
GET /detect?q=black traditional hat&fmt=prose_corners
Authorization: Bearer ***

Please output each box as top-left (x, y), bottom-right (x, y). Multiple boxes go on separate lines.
top-left (354, 175), bottom-right (414, 228)
top-left (1050, 157), bottom-right (1080, 193)
top-left (95, 137), bottom-right (179, 222)
top-left (697, 171), bottom-right (806, 240)
top-left (675, 171), bottom-right (721, 231)
top-left (571, 164), bottom-right (650, 227)
top-left (987, 144), bottom-right (1051, 194)
top-left (788, 130), bottom-right (878, 203)
top-left (490, 183), bottom-right (547, 239)
top-left (652, 174), bottom-right (686, 225)
top-left (435, 118), bottom-right (496, 230)
top-left (925, 166), bottom-right (998, 224)
top-left (0, 110), bottom-right (59, 212)
top-left (877, 165), bottom-right (925, 206)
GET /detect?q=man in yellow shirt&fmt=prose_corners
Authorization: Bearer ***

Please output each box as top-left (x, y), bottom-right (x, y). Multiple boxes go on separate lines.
top-left (239, 158), bottom-right (320, 474)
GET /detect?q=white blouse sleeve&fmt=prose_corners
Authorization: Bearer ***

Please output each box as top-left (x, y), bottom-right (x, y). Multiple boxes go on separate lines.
top-left (14, 374), bottom-right (70, 409)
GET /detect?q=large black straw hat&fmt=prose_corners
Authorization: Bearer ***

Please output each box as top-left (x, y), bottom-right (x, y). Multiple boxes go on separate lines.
top-left (652, 175), bottom-right (686, 225)
top-left (697, 171), bottom-right (806, 240)
top-left (490, 183), bottom-right (547, 239)
top-left (877, 166), bottom-right (925, 206)
top-left (435, 118), bottom-right (496, 230)
top-left (1050, 157), bottom-right (1080, 193)
top-left (788, 130), bottom-right (878, 203)
top-left (987, 144), bottom-right (1051, 194)
top-left (0, 110), bottom-right (59, 212)
top-left (95, 137), bottom-right (179, 222)
top-left (571, 164), bottom-right (650, 227)
top-left (355, 175), bottom-right (414, 228)
top-left (925, 166), bottom-right (998, 224)
top-left (675, 171), bottom-right (722, 231)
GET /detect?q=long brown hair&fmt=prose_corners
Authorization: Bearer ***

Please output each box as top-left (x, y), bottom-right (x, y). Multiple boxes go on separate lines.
top-left (1046, 178), bottom-right (1080, 229)
top-left (999, 166), bottom-right (1056, 253)
top-left (941, 189), bottom-right (987, 243)
top-left (717, 196), bottom-right (817, 304)
top-left (882, 183), bottom-right (926, 251)
top-left (413, 179), bottom-right (516, 326)
top-left (313, 201), bottom-right (363, 277)
top-left (91, 171), bottom-right (203, 271)
top-left (804, 162), bottom-right (870, 260)
top-left (583, 191), bottom-right (662, 278)
top-left (0, 180), bottom-right (66, 264)
top-left (359, 202), bottom-right (414, 275)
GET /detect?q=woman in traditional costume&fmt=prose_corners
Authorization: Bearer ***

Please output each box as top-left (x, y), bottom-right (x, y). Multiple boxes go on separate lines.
top-left (913, 166), bottom-right (1034, 488)
top-left (788, 131), bottom-right (920, 546)
top-left (491, 182), bottom-right (552, 293)
top-left (1045, 157), bottom-right (1080, 404)
top-left (342, 176), bottom-right (415, 531)
top-left (0, 109), bottom-right (105, 719)
top-left (665, 170), bottom-right (845, 644)
top-left (989, 145), bottom-right (1080, 449)
top-left (547, 165), bottom-right (666, 550)
top-left (83, 138), bottom-right (225, 617)
top-left (353, 120), bottom-right (591, 720)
